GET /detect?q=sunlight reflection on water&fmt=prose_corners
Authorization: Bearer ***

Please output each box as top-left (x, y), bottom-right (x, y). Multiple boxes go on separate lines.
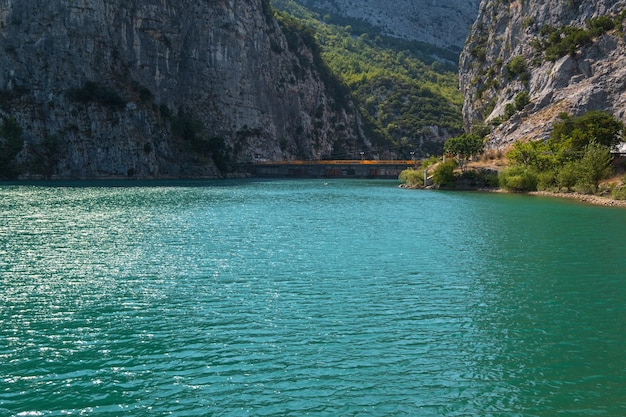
top-left (1, 181), bottom-right (626, 416)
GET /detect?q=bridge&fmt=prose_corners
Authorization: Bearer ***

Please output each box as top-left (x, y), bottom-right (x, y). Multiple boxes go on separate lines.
top-left (249, 160), bottom-right (417, 179)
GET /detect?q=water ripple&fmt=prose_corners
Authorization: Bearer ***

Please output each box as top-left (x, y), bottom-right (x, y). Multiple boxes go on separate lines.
top-left (2, 181), bottom-right (626, 416)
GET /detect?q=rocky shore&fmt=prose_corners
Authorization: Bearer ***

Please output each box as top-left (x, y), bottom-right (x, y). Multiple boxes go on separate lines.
top-left (401, 183), bottom-right (626, 208)
top-left (528, 191), bottom-right (626, 208)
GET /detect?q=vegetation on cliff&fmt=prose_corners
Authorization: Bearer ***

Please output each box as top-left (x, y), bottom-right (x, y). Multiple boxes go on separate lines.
top-left (400, 111), bottom-right (626, 200)
top-left (499, 111), bottom-right (624, 194)
top-left (531, 14), bottom-right (624, 63)
top-left (444, 0), bottom-right (626, 203)
top-left (272, 0), bottom-right (463, 158)
top-left (461, 1), bottom-right (626, 145)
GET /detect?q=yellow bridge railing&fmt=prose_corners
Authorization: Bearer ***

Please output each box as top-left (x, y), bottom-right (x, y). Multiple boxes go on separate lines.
top-left (254, 160), bottom-right (416, 165)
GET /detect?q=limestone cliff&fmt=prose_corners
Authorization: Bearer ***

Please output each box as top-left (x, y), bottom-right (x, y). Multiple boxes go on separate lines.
top-left (460, 0), bottom-right (626, 149)
top-left (0, 0), bottom-right (366, 179)
top-left (293, 0), bottom-right (480, 52)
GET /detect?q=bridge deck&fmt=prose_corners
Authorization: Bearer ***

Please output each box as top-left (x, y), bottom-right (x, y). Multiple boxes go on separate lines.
top-left (254, 160), bottom-right (415, 165)
top-left (250, 160), bottom-right (418, 179)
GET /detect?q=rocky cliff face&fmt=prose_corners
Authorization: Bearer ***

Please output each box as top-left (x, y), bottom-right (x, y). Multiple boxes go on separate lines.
top-left (460, 0), bottom-right (626, 149)
top-left (293, 0), bottom-right (480, 52)
top-left (0, 0), bottom-right (365, 179)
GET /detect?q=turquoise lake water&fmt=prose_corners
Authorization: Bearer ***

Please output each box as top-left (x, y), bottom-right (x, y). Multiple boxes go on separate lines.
top-left (1, 179), bottom-right (626, 416)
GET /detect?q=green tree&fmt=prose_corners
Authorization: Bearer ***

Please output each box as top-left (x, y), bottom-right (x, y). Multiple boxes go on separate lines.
top-left (551, 111), bottom-right (624, 151)
top-left (507, 140), bottom-right (556, 171)
top-left (576, 142), bottom-right (613, 193)
top-left (556, 161), bottom-right (579, 191)
top-left (444, 133), bottom-right (484, 172)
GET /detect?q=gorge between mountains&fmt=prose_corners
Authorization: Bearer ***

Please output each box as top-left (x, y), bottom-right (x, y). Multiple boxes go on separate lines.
top-left (0, 0), bottom-right (625, 179)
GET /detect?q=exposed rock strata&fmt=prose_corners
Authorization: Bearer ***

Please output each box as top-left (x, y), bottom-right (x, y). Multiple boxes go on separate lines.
top-left (460, 0), bottom-right (626, 149)
top-left (0, 0), bottom-right (365, 178)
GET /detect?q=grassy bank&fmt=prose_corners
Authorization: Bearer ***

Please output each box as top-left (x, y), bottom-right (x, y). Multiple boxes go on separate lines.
top-left (400, 152), bottom-right (626, 208)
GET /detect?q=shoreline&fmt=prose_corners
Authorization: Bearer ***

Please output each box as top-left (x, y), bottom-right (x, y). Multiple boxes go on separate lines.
top-left (401, 183), bottom-right (626, 208)
top-left (527, 190), bottom-right (626, 208)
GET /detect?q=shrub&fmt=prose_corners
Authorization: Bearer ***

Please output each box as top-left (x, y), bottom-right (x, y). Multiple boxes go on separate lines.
top-left (159, 103), bottom-right (171, 119)
top-left (556, 161), bottom-right (579, 191)
top-left (523, 16), bottom-right (535, 28)
top-left (482, 98), bottom-right (496, 119)
top-left (504, 103), bottom-right (517, 120)
top-left (586, 16), bottom-right (615, 37)
top-left (499, 166), bottom-right (538, 192)
top-left (538, 24), bottom-right (595, 61)
top-left (432, 159), bottom-right (457, 187)
top-left (505, 112), bottom-right (620, 196)
top-left (456, 169), bottom-right (499, 188)
top-left (67, 81), bottom-right (125, 107)
top-left (536, 170), bottom-right (558, 191)
top-left (519, 71), bottom-right (531, 83)
top-left (471, 46), bottom-right (487, 61)
top-left (471, 122), bottom-right (491, 139)
top-left (514, 91), bottom-right (530, 111)
top-left (138, 86), bottom-right (153, 102)
top-left (483, 172), bottom-right (500, 188)
top-left (562, 28), bottom-right (592, 54)
top-left (612, 186), bottom-right (626, 200)
top-left (506, 56), bottom-right (527, 78)
top-left (398, 168), bottom-right (423, 187)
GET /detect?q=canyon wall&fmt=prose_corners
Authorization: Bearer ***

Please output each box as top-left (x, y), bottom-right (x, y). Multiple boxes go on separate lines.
top-left (0, 0), bottom-right (365, 178)
top-left (460, 0), bottom-right (626, 148)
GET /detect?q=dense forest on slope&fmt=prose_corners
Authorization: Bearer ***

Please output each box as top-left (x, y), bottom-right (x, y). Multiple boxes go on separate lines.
top-left (271, 0), bottom-right (464, 157)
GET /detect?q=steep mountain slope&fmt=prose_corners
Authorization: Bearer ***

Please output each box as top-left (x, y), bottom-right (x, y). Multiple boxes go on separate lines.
top-left (293, 0), bottom-right (480, 52)
top-left (460, 0), bottom-right (626, 149)
top-left (0, 0), bottom-right (365, 179)
top-left (272, 0), bottom-right (465, 158)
